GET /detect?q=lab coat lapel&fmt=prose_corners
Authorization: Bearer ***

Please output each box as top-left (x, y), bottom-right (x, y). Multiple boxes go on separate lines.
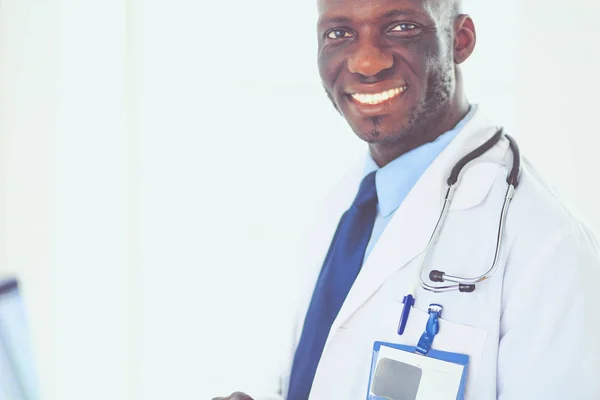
top-left (293, 157), bottom-right (366, 339)
top-left (325, 107), bottom-right (509, 342)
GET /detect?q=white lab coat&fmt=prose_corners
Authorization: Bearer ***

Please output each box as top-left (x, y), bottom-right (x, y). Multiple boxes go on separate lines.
top-left (254, 105), bottom-right (600, 400)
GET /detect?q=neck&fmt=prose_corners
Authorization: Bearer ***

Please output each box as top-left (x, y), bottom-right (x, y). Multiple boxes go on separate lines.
top-left (369, 97), bottom-right (470, 167)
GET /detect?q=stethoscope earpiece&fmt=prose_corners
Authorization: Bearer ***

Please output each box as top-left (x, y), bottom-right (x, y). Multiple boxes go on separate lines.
top-left (459, 284), bottom-right (476, 293)
top-left (429, 270), bottom-right (445, 282)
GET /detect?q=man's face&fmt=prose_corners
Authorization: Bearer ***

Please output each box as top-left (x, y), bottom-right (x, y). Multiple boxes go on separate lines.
top-left (317, 0), bottom-right (458, 146)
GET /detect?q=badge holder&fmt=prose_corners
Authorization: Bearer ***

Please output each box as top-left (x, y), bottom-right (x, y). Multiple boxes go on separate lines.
top-left (366, 304), bottom-right (469, 400)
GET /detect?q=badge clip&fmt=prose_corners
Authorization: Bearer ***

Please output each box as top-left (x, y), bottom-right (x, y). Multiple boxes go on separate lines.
top-left (415, 304), bottom-right (443, 356)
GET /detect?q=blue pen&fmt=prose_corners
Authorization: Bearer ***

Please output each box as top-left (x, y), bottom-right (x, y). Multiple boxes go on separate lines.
top-left (397, 293), bottom-right (415, 335)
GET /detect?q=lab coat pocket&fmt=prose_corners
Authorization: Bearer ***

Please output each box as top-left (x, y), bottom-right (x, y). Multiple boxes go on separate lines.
top-left (382, 303), bottom-right (488, 399)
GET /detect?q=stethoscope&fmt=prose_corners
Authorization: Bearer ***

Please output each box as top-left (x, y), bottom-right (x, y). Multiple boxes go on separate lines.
top-left (418, 128), bottom-right (522, 294)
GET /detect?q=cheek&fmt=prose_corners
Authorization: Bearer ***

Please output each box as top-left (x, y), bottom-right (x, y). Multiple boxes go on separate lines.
top-left (318, 48), bottom-right (346, 90)
top-left (422, 36), bottom-right (452, 71)
top-left (399, 35), bottom-right (447, 70)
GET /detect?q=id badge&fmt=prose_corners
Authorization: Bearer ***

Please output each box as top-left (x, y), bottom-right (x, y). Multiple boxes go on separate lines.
top-left (366, 341), bottom-right (469, 400)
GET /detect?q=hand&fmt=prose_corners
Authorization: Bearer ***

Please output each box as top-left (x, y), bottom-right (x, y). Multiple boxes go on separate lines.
top-left (211, 392), bottom-right (254, 400)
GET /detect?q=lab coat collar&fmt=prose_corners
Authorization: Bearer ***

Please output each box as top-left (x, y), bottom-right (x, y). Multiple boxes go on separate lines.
top-left (363, 114), bottom-right (465, 218)
top-left (323, 104), bottom-right (511, 347)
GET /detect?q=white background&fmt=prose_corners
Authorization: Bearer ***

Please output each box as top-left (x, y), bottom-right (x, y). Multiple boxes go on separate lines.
top-left (1, 0), bottom-right (599, 399)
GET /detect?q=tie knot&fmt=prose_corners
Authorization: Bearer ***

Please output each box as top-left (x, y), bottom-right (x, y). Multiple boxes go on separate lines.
top-left (353, 171), bottom-right (378, 208)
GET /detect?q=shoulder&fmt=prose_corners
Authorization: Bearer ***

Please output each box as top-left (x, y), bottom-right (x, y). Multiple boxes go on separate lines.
top-left (500, 154), bottom-right (600, 299)
top-left (309, 153), bottom-right (367, 219)
top-left (507, 156), bottom-right (597, 241)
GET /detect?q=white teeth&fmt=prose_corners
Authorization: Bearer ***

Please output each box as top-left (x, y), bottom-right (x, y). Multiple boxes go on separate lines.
top-left (351, 87), bottom-right (406, 105)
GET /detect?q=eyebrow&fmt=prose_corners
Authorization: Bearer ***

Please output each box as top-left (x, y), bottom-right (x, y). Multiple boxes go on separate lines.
top-left (381, 9), bottom-right (428, 20)
top-left (318, 8), bottom-right (429, 28)
top-left (317, 16), bottom-right (352, 28)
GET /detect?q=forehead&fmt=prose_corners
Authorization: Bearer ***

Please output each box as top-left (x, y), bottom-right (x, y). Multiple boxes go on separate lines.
top-left (318, 0), bottom-right (443, 21)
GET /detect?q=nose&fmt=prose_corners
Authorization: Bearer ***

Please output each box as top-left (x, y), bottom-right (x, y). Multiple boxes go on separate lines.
top-left (347, 39), bottom-right (393, 78)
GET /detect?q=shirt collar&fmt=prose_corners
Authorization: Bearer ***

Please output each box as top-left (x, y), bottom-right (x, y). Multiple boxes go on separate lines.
top-left (363, 105), bottom-right (476, 217)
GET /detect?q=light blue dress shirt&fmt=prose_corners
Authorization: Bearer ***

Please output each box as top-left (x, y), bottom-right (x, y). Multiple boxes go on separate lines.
top-left (362, 106), bottom-right (476, 261)
top-left (0, 279), bottom-right (40, 400)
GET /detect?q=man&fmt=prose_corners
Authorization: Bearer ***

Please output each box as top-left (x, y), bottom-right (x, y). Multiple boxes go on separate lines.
top-left (215, 0), bottom-right (600, 398)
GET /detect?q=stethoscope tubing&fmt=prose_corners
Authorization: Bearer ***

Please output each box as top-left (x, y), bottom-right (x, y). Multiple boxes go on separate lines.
top-left (418, 129), bottom-right (522, 293)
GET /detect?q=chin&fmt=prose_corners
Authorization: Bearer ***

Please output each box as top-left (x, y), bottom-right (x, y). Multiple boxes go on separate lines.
top-left (348, 116), bottom-right (413, 144)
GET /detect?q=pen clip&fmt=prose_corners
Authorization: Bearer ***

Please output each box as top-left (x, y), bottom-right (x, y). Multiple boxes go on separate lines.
top-left (397, 294), bottom-right (415, 336)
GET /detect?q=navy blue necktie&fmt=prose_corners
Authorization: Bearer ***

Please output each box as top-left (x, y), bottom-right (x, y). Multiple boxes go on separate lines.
top-left (287, 171), bottom-right (378, 400)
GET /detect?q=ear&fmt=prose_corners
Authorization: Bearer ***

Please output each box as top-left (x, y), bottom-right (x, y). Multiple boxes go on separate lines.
top-left (453, 14), bottom-right (476, 64)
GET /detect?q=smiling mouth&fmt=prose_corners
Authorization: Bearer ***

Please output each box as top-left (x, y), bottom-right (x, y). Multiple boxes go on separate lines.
top-left (349, 86), bottom-right (408, 106)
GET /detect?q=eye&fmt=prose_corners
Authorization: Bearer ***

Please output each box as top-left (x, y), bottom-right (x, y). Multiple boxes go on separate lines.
top-left (389, 23), bottom-right (420, 33)
top-left (325, 28), bottom-right (353, 40)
